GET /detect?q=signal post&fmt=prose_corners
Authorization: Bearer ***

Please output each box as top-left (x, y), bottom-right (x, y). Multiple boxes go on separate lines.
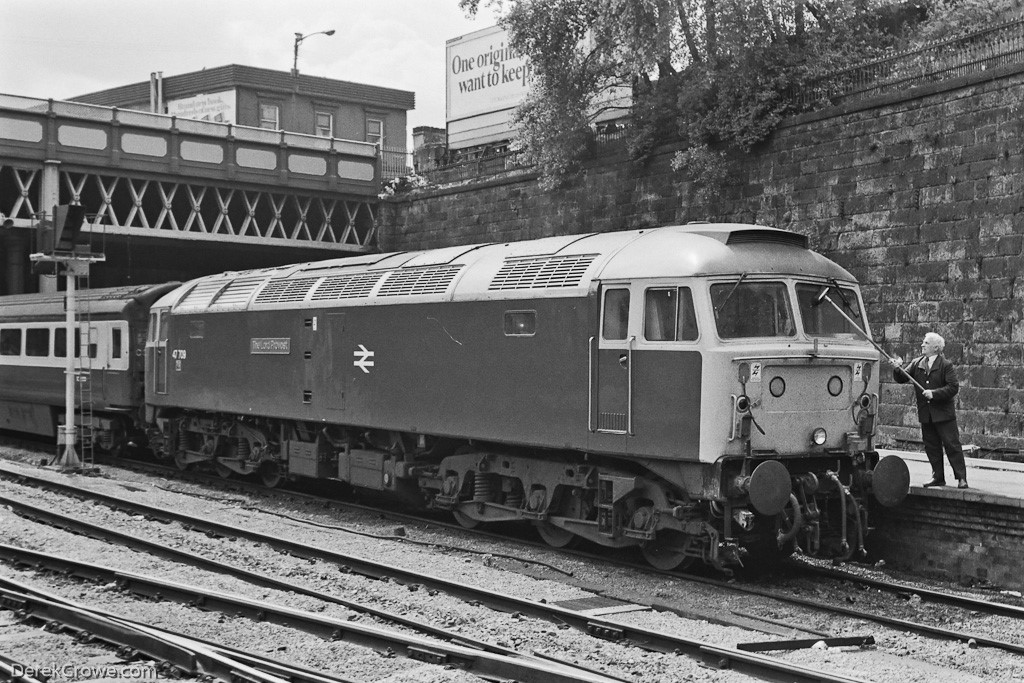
top-left (29, 205), bottom-right (105, 472)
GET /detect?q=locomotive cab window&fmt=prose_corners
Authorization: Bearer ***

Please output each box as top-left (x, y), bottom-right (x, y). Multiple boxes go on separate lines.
top-left (711, 281), bottom-right (795, 339)
top-left (796, 284), bottom-right (865, 337)
top-left (504, 310), bottom-right (536, 336)
top-left (601, 288), bottom-right (630, 340)
top-left (644, 287), bottom-right (698, 342)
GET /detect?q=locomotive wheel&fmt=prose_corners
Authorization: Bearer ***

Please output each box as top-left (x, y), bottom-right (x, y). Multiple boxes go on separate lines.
top-left (173, 451), bottom-right (191, 472)
top-left (259, 462), bottom-right (282, 488)
top-left (452, 509), bottom-right (480, 529)
top-left (534, 521), bottom-right (577, 548)
top-left (642, 530), bottom-right (695, 571)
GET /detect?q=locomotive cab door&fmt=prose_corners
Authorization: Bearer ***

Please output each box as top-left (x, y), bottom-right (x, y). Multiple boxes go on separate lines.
top-left (145, 308), bottom-right (169, 395)
top-left (593, 286), bottom-right (634, 435)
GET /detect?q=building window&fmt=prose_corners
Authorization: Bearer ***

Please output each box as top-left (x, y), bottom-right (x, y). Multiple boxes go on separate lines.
top-left (315, 111), bottom-right (334, 137)
top-left (259, 103), bottom-right (280, 130)
top-left (366, 118), bottom-right (384, 147)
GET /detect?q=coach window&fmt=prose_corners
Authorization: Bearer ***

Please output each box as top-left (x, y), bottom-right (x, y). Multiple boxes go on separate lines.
top-left (0, 329), bottom-right (21, 355)
top-left (602, 289), bottom-right (630, 340)
top-left (112, 328), bottom-right (123, 358)
top-left (644, 287), bottom-right (698, 342)
top-left (26, 329), bottom-right (49, 357)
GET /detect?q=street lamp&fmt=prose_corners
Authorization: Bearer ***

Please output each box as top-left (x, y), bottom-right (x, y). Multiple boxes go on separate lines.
top-left (292, 29), bottom-right (336, 75)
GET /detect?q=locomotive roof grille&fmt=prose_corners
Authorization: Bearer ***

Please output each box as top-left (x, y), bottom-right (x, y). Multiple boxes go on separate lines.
top-left (175, 279), bottom-right (228, 311)
top-left (726, 229), bottom-right (808, 249)
top-left (254, 277), bottom-right (321, 304)
top-left (210, 276), bottom-right (265, 309)
top-left (489, 254), bottom-right (598, 290)
top-left (311, 272), bottom-right (384, 300)
top-left (377, 265), bottom-right (463, 297)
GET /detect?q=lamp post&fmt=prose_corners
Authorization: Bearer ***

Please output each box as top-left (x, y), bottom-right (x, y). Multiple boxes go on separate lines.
top-left (292, 29), bottom-right (336, 75)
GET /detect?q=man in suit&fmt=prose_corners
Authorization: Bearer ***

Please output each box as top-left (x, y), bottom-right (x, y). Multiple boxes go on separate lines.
top-left (891, 332), bottom-right (968, 489)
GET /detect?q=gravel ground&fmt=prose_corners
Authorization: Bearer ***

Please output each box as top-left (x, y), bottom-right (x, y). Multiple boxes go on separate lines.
top-left (1, 442), bottom-right (1023, 682)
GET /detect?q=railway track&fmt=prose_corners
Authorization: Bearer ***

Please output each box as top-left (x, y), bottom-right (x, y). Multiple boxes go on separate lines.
top-left (0, 460), bottom-right (868, 683)
top-left (78, 451), bottom-right (1024, 633)
top-left (3, 442), bottom-right (1022, 680)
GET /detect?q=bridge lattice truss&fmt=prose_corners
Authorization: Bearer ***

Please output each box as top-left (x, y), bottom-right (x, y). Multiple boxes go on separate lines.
top-left (1, 163), bottom-right (377, 249)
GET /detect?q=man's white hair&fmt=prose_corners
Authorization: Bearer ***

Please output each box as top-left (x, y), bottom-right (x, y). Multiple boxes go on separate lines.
top-left (924, 332), bottom-right (945, 351)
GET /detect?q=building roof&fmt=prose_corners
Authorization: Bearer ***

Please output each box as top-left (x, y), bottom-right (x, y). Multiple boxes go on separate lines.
top-left (71, 64), bottom-right (415, 111)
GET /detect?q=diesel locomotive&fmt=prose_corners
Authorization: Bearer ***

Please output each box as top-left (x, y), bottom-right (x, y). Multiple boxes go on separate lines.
top-left (0, 223), bottom-right (909, 570)
top-left (138, 223), bottom-right (909, 571)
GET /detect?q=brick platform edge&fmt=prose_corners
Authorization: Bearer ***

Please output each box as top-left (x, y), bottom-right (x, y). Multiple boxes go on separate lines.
top-left (867, 491), bottom-right (1024, 591)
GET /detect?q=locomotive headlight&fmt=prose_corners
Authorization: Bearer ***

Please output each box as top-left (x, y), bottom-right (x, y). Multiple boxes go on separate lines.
top-left (827, 375), bottom-right (844, 396)
top-left (812, 428), bottom-right (827, 446)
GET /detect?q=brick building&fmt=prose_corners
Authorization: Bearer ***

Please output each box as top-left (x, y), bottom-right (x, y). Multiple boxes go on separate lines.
top-left (71, 64), bottom-right (414, 160)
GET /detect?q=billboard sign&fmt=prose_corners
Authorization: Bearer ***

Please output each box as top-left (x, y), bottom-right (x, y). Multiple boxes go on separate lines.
top-left (167, 89), bottom-right (237, 124)
top-left (446, 25), bottom-right (532, 148)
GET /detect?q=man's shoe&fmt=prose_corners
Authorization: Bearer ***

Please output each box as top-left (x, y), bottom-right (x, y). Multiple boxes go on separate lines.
top-left (957, 480), bottom-right (969, 489)
top-left (922, 479), bottom-right (946, 487)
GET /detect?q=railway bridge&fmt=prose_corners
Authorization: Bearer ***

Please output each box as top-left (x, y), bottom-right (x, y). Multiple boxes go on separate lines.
top-left (0, 94), bottom-right (390, 294)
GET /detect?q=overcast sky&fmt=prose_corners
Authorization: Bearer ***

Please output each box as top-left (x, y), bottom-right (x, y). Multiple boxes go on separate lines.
top-left (0, 0), bottom-right (501, 136)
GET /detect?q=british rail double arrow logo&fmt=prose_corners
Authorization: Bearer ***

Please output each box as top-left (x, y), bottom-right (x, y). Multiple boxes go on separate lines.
top-left (353, 344), bottom-right (375, 373)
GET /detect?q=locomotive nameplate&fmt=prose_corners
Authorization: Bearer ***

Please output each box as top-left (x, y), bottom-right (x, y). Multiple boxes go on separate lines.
top-left (250, 338), bottom-right (291, 355)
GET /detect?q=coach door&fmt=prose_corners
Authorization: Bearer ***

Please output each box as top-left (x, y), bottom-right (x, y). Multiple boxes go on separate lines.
top-left (593, 286), bottom-right (634, 435)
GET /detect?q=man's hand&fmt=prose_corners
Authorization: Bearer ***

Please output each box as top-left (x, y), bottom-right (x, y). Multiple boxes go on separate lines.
top-left (923, 389), bottom-right (934, 400)
top-left (889, 356), bottom-right (904, 367)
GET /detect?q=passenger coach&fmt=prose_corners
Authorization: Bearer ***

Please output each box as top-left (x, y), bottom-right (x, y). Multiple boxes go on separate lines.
top-left (144, 224), bottom-right (909, 570)
top-left (0, 283), bottom-right (178, 450)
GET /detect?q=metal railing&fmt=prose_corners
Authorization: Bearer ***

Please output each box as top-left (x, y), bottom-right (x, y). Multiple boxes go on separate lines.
top-left (794, 18), bottom-right (1024, 107)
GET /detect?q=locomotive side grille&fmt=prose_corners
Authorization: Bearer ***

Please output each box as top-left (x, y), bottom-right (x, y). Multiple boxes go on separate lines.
top-left (311, 272), bottom-right (384, 300)
top-left (598, 412), bottom-right (628, 432)
top-left (175, 280), bottom-right (227, 311)
top-left (210, 277), bottom-right (265, 309)
top-left (253, 277), bottom-right (321, 304)
top-left (726, 229), bottom-right (808, 249)
top-left (377, 265), bottom-right (463, 297)
top-left (489, 254), bottom-right (598, 290)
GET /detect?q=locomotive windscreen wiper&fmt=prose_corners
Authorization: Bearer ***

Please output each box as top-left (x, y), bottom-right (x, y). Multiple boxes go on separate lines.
top-left (713, 272), bottom-right (748, 317)
top-left (828, 278), bottom-right (854, 313)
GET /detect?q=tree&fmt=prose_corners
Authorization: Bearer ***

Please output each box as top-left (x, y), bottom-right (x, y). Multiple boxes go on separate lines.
top-left (460, 0), bottom-right (924, 188)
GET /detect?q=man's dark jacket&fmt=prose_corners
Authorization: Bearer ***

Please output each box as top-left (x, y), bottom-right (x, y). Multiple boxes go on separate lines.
top-left (893, 354), bottom-right (959, 423)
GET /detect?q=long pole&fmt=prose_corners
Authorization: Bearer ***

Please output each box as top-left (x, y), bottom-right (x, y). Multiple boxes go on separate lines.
top-left (57, 267), bottom-right (82, 470)
top-left (817, 294), bottom-right (927, 392)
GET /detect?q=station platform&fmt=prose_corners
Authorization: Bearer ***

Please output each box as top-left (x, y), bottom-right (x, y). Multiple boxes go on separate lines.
top-left (868, 449), bottom-right (1024, 591)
